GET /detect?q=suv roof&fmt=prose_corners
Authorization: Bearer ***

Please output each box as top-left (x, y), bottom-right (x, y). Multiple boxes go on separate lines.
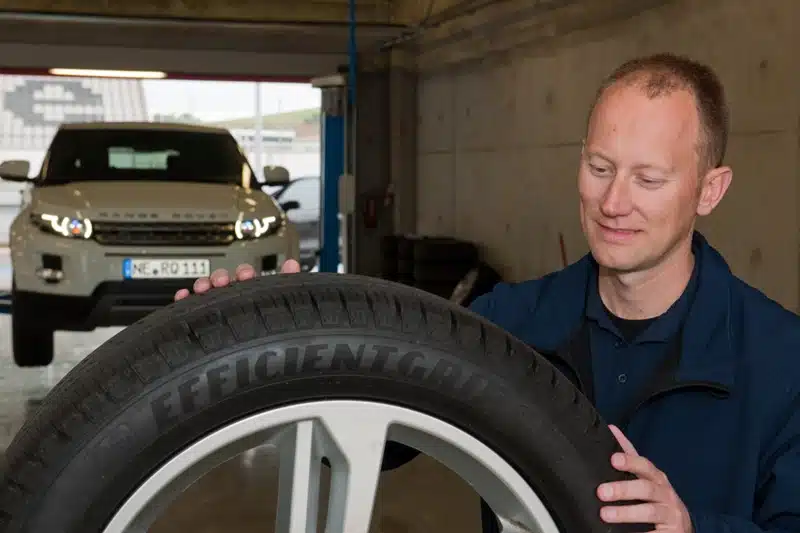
top-left (58, 121), bottom-right (230, 134)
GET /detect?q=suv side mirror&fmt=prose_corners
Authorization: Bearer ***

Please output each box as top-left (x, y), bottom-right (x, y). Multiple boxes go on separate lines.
top-left (263, 165), bottom-right (290, 186)
top-left (0, 160), bottom-right (30, 181)
top-left (280, 200), bottom-right (300, 212)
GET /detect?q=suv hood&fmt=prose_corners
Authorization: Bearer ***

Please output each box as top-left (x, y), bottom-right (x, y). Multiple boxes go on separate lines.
top-left (28, 181), bottom-right (281, 221)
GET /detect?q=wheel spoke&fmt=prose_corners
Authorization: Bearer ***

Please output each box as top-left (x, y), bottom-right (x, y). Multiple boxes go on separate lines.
top-left (102, 401), bottom-right (561, 533)
top-left (275, 420), bottom-right (323, 533)
top-left (319, 407), bottom-right (389, 533)
top-left (498, 516), bottom-right (537, 533)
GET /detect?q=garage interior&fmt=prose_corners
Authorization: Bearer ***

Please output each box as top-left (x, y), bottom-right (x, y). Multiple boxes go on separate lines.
top-left (0, 0), bottom-right (796, 531)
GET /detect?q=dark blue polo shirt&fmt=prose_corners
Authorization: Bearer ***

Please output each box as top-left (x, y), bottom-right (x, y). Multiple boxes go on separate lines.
top-left (469, 232), bottom-right (800, 533)
top-left (583, 253), bottom-right (699, 427)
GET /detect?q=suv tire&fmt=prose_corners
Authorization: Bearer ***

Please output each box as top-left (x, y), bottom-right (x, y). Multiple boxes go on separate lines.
top-left (11, 284), bottom-right (55, 367)
top-left (0, 273), bottom-right (641, 532)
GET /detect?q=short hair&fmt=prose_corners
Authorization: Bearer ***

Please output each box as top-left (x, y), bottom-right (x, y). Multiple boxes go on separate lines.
top-left (588, 53), bottom-right (729, 172)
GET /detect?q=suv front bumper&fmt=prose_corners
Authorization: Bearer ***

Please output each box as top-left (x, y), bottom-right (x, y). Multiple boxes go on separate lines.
top-left (11, 218), bottom-right (300, 330)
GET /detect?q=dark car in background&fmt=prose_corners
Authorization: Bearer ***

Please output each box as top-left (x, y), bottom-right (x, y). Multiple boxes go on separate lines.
top-left (268, 175), bottom-right (320, 270)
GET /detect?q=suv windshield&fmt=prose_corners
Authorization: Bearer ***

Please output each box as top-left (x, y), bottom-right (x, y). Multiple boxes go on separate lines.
top-left (38, 128), bottom-right (252, 186)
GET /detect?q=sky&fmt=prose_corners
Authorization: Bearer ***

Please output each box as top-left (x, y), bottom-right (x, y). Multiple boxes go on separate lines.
top-left (140, 79), bottom-right (321, 122)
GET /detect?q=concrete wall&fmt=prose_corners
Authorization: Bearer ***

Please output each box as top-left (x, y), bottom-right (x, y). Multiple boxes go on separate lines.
top-left (415, 0), bottom-right (800, 311)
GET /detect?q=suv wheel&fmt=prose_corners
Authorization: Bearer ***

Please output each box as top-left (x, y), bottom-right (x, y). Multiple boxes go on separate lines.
top-left (0, 273), bottom-right (642, 532)
top-left (11, 284), bottom-right (55, 367)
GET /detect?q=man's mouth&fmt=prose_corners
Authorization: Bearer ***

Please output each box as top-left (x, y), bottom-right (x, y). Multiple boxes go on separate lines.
top-left (596, 221), bottom-right (640, 239)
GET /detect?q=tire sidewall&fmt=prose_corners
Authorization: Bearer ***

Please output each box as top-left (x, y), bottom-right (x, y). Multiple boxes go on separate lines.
top-left (16, 329), bottom-right (617, 533)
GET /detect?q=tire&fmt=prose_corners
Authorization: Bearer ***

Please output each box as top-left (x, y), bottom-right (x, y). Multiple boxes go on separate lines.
top-left (412, 237), bottom-right (478, 263)
top-left (0, 273), bottom-right (639, 533)
top-left (450, 261), bottom-right (504, 307)
top-left (11, 286), bottom-right (54, 367)
top-left (413, 261), bottom-right (474, 283)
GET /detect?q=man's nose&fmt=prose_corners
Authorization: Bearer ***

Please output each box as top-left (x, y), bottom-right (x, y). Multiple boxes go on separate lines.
top-left (600, 177), bottom-right (633, 216)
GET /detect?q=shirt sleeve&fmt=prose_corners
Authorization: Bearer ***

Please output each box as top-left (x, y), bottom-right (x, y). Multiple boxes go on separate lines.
top-left (467, 290), bottom-right (496, 320)
top-left (466, 281), bottom-right (525, 324)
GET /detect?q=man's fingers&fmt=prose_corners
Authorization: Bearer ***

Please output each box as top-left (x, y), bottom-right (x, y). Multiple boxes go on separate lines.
top-left (601, 502), bottom-right (670, 524)
top-left (193, 277), bottom-right (212, 294)
top-left (235, 264), bottom-right (257, 281)
top-left (598, 478), bottom-right (661, 503)
top-left (180, 260), bottom-right (296, 302)
top-left (612, 452), bottom-right (667, 483)
top-left (281, 259), bottom-right (301, 273)
top-left (609, 424), bottom-right (638, 455)
top-left (209, 268), bottom-right (231, 287)
top-left (174, 288), bottom-right (190, 301)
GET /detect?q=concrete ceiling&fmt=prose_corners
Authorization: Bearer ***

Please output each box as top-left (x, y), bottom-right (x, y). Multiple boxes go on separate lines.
top-left (404, 0), bottom-right (672, 71)
top-left (0, 0), bottom-right (419, 79)
top-left (0, 0), bottom-right (669, 78)
top-left (0, 0), bottom-right (396, 25)
top-left (0, 11), bottom-right (407, 80)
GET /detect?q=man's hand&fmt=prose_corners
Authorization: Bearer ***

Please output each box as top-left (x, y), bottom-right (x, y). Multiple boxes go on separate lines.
top-left (174, 259), bottom-right (301, 301)
top-left (598, 424), bottom-right (693, 532)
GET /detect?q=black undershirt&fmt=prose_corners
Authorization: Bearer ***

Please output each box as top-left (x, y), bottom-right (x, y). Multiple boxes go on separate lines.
top-left (605, 306), bottom-right (658, 342)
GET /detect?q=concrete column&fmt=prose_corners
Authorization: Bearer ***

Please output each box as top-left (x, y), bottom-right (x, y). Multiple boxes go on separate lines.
top-left (350, 52), bottom-right (418, 277)
top-left (351, 67), bottom-right (391, 277)
top-left (388, 50), bottom-right (418, 235)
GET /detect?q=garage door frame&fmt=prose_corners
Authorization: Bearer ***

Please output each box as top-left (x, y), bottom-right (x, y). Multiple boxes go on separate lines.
top-left (0, 12), bottom-right (407, 80)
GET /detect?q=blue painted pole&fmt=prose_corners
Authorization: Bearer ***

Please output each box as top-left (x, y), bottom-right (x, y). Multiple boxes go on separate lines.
top-left (319, 112), bottom-right (344, 272)
top-left (318, 0), bottom-right (354, 273)
top-left (0, 291), bottom-right (10, 314)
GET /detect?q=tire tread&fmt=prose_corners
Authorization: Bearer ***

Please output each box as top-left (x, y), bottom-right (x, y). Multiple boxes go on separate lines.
top-left (0, 273), bottom-right (616, 529)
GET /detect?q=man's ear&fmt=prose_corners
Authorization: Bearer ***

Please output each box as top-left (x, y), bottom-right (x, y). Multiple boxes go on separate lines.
top-left (697, 165), bottom-right (733, 216)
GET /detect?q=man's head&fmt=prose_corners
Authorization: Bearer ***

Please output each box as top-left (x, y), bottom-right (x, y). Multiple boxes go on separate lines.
top-left (578, 53), bottom-right (733, 274)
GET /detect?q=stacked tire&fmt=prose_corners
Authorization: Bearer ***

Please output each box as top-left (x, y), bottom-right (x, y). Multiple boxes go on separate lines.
top-left (381, 235), bottom-right (479, 296)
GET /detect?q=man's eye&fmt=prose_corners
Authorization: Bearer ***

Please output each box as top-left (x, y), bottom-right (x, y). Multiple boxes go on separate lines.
top-left (638, 176), bottom-right (663, 188)
top-left (589, 165), bottom-right (609, 175)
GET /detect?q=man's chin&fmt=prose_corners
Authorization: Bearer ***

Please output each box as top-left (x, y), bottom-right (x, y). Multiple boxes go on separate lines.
top-left (588, 243), bottom-right (641, 273)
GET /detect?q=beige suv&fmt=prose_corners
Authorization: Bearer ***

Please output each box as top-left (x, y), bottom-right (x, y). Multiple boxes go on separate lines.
top-left (0, 121), bottom-right (300, 367)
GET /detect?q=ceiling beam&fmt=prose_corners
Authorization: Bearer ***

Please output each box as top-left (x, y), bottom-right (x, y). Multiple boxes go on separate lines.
top-left (0, 11), bottom-right (405, 53)
top-left (0, 0), bottom-right (395, 25)
top-left (0, 43), bottom-right (339, 81)
top-left (0, 11), bottom-right (409, 79)
top-left (0, 10), bottom-right (409, 79)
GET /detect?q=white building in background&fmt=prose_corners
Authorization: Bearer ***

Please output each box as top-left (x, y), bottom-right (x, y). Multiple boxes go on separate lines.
top-left (0, 75), bottom-right (149, 180)
top-left (228, 127), bottom-right (320, 179)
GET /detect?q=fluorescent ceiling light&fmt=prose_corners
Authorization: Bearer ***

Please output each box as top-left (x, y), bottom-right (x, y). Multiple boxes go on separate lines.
top-left (48, 68), bottom-right (167, 79)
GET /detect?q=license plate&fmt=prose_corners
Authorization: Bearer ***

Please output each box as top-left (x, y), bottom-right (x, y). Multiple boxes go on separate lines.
top-left (123, 258), bottom-right (211, 279)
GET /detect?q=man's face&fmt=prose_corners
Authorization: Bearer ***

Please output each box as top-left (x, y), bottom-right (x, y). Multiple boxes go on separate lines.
top-left (578, 82), bottom-right (711, 274)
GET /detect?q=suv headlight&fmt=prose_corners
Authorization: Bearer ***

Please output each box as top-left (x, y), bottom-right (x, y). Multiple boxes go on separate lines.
top-left (234, 215), bottom-right (284, 240)
top-left (31, 213), bottom-right (93, 239)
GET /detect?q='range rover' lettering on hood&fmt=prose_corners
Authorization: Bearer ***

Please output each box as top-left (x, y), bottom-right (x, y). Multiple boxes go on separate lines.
top-left (28, 181), bottom-right (282, 221)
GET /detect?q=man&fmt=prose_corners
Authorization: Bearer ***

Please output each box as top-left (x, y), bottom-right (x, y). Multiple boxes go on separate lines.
top-left (176, 54), bottom-right (800, 532)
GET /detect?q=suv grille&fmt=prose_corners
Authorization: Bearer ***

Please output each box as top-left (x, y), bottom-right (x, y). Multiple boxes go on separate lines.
top-left (91, 221), bottom-right (236, 246)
